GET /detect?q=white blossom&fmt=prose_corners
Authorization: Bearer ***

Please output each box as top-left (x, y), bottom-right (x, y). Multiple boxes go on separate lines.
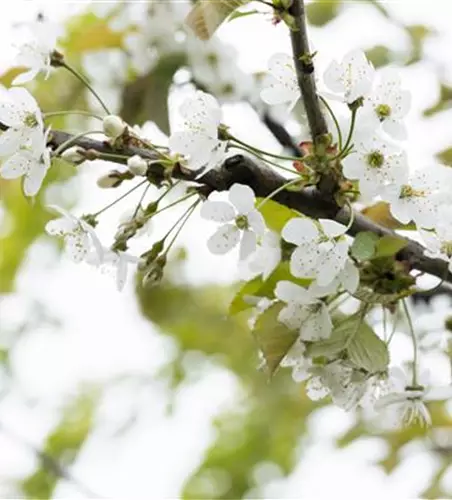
top-left (127, 155), bottom-right (148, 176)
top-left (280, 339), bottom-right (313, 382)
top-left (360, 69), bottom-right (411, 139)
top-left (260, 53), bottom-right (300, 111)
top-left (45, 206), bottom-right (103, 263)
top-left (0, 127), bottom-right (51, 196)
top-left (200, 183), bottom-right (265, 260)
top-left (374, 366), bottom-right (452, 428)
top-left (88, 248), bottom-right (139, 292)
top-left (0, 87), bottom-right (44, 157)
top-left (282, 217), bottom-right (350, 287)
top-left (420, 207), bottom-right (452, 272)
top-left (275, 280), bottom-right (332, 341)
top-left (169, 91), bottom-right (227, 174)
top-left (103, 115), bottom-right (126, 140)
top-left (12, 19), bottom-right (61, 85)
top-left (239, 230), bottom-right (281, 280)
top-left (323, 50), bottom-right (375, 104)
top-left (381, 167), bottom-right (443, 229)
top-left (342, 134), bottom-right (408, 198)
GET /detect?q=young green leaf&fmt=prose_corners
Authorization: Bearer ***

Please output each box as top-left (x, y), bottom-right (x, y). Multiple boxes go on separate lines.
top-left (372, 235), bottom-right (407, 259)
top-left (253, 303), bottom-right (298, 376)
top-left (351, 232), bottom-right (379, 261)
top-left (257, 198), bottom-right (299, 233)
top-left (347, 321), bottom-right (389, 373)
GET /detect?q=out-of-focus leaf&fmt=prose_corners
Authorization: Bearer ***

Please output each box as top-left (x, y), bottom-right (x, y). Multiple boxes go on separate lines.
top-left (351, 232), bottom-right (378, 261)
top-left (365, 45), bottom-right (392, 68)
top-left (229, 276), bottom-right (264, 315)
top-left (120, 53), bottom-right (186, 134)
top-left (347, 320), bottom-right (389, 372)
top-left (252, 303), bottom-right (298, 376)
top-left (372, 235), bottom-right (407, 259)
top-left (306, 0), bottom-right (341, 26)
top-left (424, 83), bottom-right (452, 117)
top-left (186, 0), bottom-right (250, 40)
top-left (257, 198), bottom-right (299, 233)
top-left (437, 147), bottom-right (452, 166)
top-left (406, 24), bottom-right (434, 65)
top-left (361, 201), bottom-right (415, 230)
top-left (21, 393), bottom-right (96, 499)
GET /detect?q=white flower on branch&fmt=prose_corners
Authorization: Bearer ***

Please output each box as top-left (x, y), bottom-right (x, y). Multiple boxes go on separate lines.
top-left (103, 115), bottom-right (126, 140)
top-left (12, 19), bottom-right (61, 85)
top-left (374, 366), bottom-right (452, 428)
top-left (169, 91), bottom-right (227, 174)
top-left (275, 280), bottom-right (332, 341)
top-left (381, 167), bottom-right (443, 229)
top-left (240, 230), bottom-right (281, 280)
top-left (88, 247), bottom-right (139, 292)
top-left (45, 206), bottom-right (104, 264)
top-left (0, 87), bottom-right (44, 157)
top-left (342, 134), bottom-right (408, 198)
top-left (282, 217), bottom-right (350, 287)
top-left (280, 339), bottom-right (313, 383)
top-left (260, 53), bottom-right (300, 111)
top-left (127, 155), bottom-right (148, 176)
top-left (200, 183), bottom-right (266, 260)
top-left (323, 50), bottom-right (375, 104)
top-left (420, 206), bottom-right (452, 272)
top-left (361, 69), bottom-right (411, 140)
top-left (0, 127), bottom-right (51, 196)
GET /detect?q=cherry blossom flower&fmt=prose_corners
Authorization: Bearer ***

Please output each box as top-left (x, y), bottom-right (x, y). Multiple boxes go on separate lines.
top-left (45, 206), bottom-right (103, 263)
top-left (12, 19), bottom-right (61, 85)
top-left (420, 207), bottom-right (452, 272)
top-left (200, 183), bottom-right (265, 260)
top-left (282, 217), bottom-right (350, 286)
top-left (342, 134), bottom-right (408, 198)
top-left (240, 230), bottom-right (281, 280)
top-left (323, 50), bottom-right (375, 104)
top-left (0, 127), bottom-right (51, 196)
top-left (103, 115), bottom-right (126, 140)
top-left (280, 338), bottom-right (312, 382)
top-left (260, 53), bottom-right (300, 111)
top-left (374, 366), bottom-right (452, 428)
top-left (169, 91), bottom-right (227, 174)
top-left (88, 247), bottom-right (139, 292)
top-left (381, 167), bottom-right (443, 229)
top-left (361, 69), bottom-right (411, 139)
top-left (275, 280), bottom-right (332, 341)
top-left (0, 87), bottom-right (44, 157)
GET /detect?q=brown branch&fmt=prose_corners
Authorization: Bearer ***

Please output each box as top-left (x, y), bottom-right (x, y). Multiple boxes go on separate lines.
top-left (47, 130), bottom-right (452, 285)
top-left (288, 0), bottom-right (328, 140)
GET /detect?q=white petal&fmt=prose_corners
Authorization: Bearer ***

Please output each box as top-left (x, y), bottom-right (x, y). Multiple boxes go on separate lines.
top-left (300, 304), bottom-right (332, 341)
top-left (290, 245), bottom-right (318, 278)
top-left (319, 219), bottom-right (347, 238)
top-left (275, 280), bottom-right (306, 303)
top-left (45, 217), bottom-right (77, 236)
top-left (207, 224), bottom-right (240, 255)
top-left (12, 68), bottom-right (40, 85)
top-left (424, 385), bottom-right (452, 402)
top-left (0, 152), bottom-right (30, 178)
top-left (239, 229), bottom-right (257, 260)
top-left (116, 254), bottom-right (129, 291)
top-left (0, 128), bottom-right (27, 157)
top-left (383, 119), bottom-right (407, 140)
top-left (200, 200), bottom-right (235, 222)
top-left (65, 233), bottom-right (90, 263)
top-left (247, 210), bottom-right (266, 236)
top-left (23, 160), bottom-right (48, 196)
top-left (340, 260), bottom-right (360, 293)
top-left (228, 183), bottom-right (256, 214)
top-left (282, 217), bottom-right (318, 245)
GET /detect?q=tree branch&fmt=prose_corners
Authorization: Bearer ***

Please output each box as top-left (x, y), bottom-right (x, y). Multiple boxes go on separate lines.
top-left (288, 0), bottom-right (328, 139)
top-left (47, 130), bottom-right (452, 286)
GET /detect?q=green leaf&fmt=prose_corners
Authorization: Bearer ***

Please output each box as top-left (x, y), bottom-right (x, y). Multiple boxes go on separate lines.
top-left (305, 317), bottom-right (350, 358)
top-left (436, 147), bottom-right (452, 167)
top-left (185, 0), bottom-right (250, 40)
top-left (347, 321), bottom-right (389, 373)
top-left (252, 303), bottom-right (298, 376)
top-left (373, 235), bottom-right (407, 259)
top-left (424, 83), bottom-right (452, 117)
top-left (229, 276), bottom-right (264, 315)
top-left (351, 232), bottom-right (379, 261)
top-left (120, 53), bottom-right (186, 134)
top-left (306, 0), bottom-right (341, 26)
top-left (257, 198), bottom-right (299, 233)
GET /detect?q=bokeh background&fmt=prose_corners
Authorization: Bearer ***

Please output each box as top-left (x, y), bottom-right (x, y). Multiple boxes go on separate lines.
top-left (1, 0), bottom-right (452, 498)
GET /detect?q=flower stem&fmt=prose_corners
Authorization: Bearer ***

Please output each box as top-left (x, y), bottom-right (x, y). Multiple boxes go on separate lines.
top-left (44, 110), bottom-right (104, 121)
top-left (319, 95), bottom-right (342, 150)
top-left (61, 61), bottom-right (111, 115)
top-left (164, 199), bottom-right (200, 253)
top-left (335, 109), bottom-right (357, 160)
top-left (228, 134), bottom-right (302, 162)
top-left (344, 198), bottom-right (355, 232)
top-left (93, 179), bottom-right (149, 217)
top-left (53, 130), bottom-right (105, 157)
top-left (230, 143), bottom-right (298, 176)
top-left (256, 177), bottom-right (302, 209)
top-left (403, 299), bottom-right (418, 385)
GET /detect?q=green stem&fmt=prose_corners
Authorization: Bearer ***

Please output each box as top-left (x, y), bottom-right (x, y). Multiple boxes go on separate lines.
top-left (62, 62), bottom-right (111, 115)
top-left (230, 144), bottom-right (298, 176)
top-left (402, 299), bottom-right (418, 385)
top-left (44, 110), bottom-right (104, 121)
top-left (319, 95), bottom-right (342, 150)
top-left (164, 199), bottom-right (201, 253)
top-left (53, 130), bottom-right (105, 157)
top-left (256, 177), bottom-right (302, 209)
top-left (93, 179), bottom-right (148, 217)
top-left (344, 199), bottom-right (355, 232)
top-left (133, 183), bottom-right (153, 219)
top-left (228, 134), bottom-right (302, 162)
top-left (334, 109), bottom-right (357, 160)
top-left (152, 191), bottom-right (197, 220)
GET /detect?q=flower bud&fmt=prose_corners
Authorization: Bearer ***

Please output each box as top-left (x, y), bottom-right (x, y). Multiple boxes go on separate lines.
top-left (142, 255), bottom-right (167, 288)
top-left (61, 146), bottom-right (86, 164)
top-left (127, 155), bottom-right (148, 176)
top-left (103, 115), bottom-right (126, 139)
top-left (97, 172), bottom-right (123, 189)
